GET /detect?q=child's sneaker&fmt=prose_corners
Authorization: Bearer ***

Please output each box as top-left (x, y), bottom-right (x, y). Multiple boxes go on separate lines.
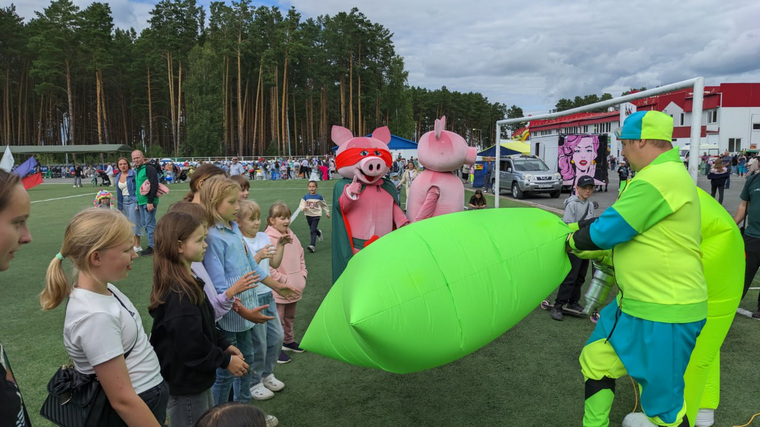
top-left (250, 382), bottom-right (275, 401)
top-left (262, 374), bottom-right (285, 392)
top-left (565, 303), bottom-right (584, 315)
top-left (265, 414), bottom-right (279, 427)
top-left (317, 229), bottom-right (323, 241)
top-left (277, 350), bottom-right (291, 364)
top-left (282, 341), bottom-right (305, 353)
top-left (307, 245), bottom-right (315, 253)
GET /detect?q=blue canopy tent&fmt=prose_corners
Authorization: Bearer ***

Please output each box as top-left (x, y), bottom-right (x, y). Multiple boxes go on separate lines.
top-left (476, 143), bottom-right (521, 158)
top-left (331, 134), bottom-right (418, 154)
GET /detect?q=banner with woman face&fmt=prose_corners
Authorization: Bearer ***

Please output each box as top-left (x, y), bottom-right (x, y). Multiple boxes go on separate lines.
top-left (558, 134), bottom-right (608, 188)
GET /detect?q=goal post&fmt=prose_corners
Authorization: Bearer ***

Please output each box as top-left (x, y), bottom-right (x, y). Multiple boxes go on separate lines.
top-left (492, 77), bottom-right (705, 208)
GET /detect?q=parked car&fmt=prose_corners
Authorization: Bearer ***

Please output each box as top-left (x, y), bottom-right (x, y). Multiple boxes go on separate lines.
top-left (496, 155), bottom-right (562, 199)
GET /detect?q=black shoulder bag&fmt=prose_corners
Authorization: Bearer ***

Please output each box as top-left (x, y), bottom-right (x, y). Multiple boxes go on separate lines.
top-left (40, 292), bottom-right (138, 427)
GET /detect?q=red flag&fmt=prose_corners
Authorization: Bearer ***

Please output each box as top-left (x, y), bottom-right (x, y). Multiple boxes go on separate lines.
top-left (22, 172), bottom-right (43, 190)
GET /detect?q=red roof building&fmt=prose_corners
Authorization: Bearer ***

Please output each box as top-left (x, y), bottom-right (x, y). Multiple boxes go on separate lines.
top-left (528, 83), bottom-right (760, 170)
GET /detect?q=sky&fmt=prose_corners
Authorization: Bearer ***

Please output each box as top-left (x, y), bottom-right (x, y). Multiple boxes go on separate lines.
top-left (7, 0), bottom-right (760, 114)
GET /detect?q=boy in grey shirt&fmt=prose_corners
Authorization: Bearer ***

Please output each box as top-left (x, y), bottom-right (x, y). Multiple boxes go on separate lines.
top-left (551, 175), bottom-right (596, 321)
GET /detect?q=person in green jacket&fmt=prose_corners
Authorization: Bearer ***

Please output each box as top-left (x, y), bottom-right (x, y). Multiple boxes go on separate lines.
top-left (132, 150), bottom-right (160, 256)
top-left (568, 111), bottom-right (707, 427)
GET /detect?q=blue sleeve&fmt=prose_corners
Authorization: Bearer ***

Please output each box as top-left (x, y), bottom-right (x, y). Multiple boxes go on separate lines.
top-left (587, 206), bottom-right (639, 249)
top-left (203, 229), bottom-right (230, 294)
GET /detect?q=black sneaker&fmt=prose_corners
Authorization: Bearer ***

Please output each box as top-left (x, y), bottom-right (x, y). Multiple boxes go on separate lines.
top-left (752, 310), bottom-right (760, 319)
top-left (551, 305), bottom-right (564, 321)
top-left (282, 341), bottom-right (305, 353)
top-left (317, 229), bottom-right (323, 241)
top-left (141, 246), bottom-right (154, 256)
top-left (307, 245), bottom-right (315, 253)
top-left (565, 303), bottom-right (584, 315)
top-left (277, 350), bottom-right (291, 364)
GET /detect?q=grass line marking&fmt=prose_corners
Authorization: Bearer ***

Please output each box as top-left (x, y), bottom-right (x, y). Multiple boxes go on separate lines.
top-left (31, 193), bottom-right (94, 204)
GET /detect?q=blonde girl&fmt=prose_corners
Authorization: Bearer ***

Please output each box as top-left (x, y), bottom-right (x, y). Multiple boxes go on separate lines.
top-left (40, 208), bottom-right (167, 426)
top-left (198, 176), bottom-right (299, 404)
top-left (265, 202), bottom-right (308, 364)
top-left (237, 200), bottom-right (290, 400)
top-left (148, 211), bottom-right (249, 426)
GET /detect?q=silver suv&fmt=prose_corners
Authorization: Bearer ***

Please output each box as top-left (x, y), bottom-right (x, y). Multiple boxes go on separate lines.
top-left (497, 155), bottom-right (562, 199)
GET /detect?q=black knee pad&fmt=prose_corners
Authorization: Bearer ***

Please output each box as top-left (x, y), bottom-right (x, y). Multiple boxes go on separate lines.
top-left (584, 376), bottom-right (616, 400)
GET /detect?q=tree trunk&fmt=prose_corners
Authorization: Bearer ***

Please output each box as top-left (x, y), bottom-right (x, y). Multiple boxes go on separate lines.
top-left (281, 57), bottom-right (288, 154)
top-left (253, 63), bottom-right (262, 156)
top-left (237, 40), bottom-right (243, 156)
top-left (357, 48), bottom-right (362, 136)
top-left (100, 69), bottom-right (109, 144)
top-left (222, 56), bottom-right (228, 155)
top-left (65, 59), bottom-right (75, 145)
top-left (339, 74), bottom-right (345, 127)
top-left (4, 68), bottom-right (9, 145)
top-left (147, 65), bottom-right (153, 149)
top-left (166, 52), bottom-right (176, 154)
top-left (349, 51), bottom-right (353, 133)
top-left (96, 69), bottom-right (103, 144)
top-left (176, 60), bottom-right (182, 156)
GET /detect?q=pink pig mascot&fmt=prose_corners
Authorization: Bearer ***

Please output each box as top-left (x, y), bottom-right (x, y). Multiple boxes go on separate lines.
top-left (331, 125), bottom-right (409, 282)
top-left (407, 116), bottom-right (477, 222)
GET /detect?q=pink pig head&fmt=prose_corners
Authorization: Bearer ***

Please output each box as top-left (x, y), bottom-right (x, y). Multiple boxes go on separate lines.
top-left (417, 116), bottom-right (477, 172)
top-left (333, 125), bottom-right (393, 185)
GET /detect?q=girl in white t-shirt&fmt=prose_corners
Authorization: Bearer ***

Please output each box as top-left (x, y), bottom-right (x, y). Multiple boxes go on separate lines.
top-left (236, 200), bottom-right (290, 401)
top-left (40, 208), bottom-right (167, 426)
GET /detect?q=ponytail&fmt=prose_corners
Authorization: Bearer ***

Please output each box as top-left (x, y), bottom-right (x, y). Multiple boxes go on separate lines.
top-left (41, 255), bottom-right (71, 310)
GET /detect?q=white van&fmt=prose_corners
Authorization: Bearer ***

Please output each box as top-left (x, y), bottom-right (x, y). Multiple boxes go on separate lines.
top-left (679, 144), bottom-right (719, 164)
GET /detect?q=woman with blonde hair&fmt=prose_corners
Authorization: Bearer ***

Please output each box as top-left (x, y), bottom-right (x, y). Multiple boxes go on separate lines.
top-left (396, 162), bottom-right (419, 210)
top-left (40, 208), bottom-right (168, 426)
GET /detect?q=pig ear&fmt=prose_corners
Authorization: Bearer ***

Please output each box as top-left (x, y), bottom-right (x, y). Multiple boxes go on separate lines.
top-left (332, 126), bottom-right (354, 146)
top-left (434, 116), bottom-right (446, 139)
top-left (371, 126), bottom-right (391, 144)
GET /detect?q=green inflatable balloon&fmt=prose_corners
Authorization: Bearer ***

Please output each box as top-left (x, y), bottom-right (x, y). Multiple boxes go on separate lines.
top-left (301, 208), bottom-right (571, 374)
top-left (683, 189), bottom-right (744, 426)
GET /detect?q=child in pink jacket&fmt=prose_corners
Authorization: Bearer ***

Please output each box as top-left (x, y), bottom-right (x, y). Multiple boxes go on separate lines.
top-left (265, 202), bottom-right (308, 364)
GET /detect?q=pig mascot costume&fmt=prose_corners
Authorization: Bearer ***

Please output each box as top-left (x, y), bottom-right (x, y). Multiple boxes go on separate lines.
top-left (331, 125), bottom-right (409, 282)
top-left (407, 116), bottom-right (477, 222)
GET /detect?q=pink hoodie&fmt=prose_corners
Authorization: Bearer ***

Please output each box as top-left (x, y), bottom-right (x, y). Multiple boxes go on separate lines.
top-left (265, 225), bottom-right (307, 304)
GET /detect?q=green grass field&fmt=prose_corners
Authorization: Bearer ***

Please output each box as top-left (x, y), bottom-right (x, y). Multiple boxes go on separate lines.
top-left (3, 179), bottom-right (759, 426)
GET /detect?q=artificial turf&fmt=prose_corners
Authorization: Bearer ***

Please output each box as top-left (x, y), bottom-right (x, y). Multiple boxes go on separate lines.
top-left (2, 179), bottom-right (758, 426)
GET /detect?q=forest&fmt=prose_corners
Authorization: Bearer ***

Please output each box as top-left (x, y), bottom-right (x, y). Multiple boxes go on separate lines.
top-left (0, 0), bottom-right (511, 158)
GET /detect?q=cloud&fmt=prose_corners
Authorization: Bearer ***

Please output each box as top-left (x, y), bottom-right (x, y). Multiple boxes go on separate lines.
top-left (6, 0), bottom-right (760, 113)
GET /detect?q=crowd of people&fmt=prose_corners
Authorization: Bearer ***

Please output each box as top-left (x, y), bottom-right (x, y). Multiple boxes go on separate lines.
top-left (3, 116), bottom-right (760, 426)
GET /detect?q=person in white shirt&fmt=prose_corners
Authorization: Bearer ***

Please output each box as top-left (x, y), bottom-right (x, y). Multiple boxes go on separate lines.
top-left (41, 208), bottom-right (168, 426)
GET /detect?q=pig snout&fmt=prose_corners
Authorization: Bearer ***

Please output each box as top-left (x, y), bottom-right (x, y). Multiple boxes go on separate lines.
top-left (359, 156), bottom-right (387, 177)
top-left (465, 147), bottom-right (477, 166)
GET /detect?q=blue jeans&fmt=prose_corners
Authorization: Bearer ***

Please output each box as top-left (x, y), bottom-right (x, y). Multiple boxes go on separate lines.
top-left (106, 379), bottom-right (169, 426)
top-left (167, 388), bottom-right (213, 427)
top-left (306, 216), bottom-right (321, 247)
top-left (138, 204), bottom-right (156, 247)
top-left (121, 197), bottom-right (140, 236)
top-left (251, 292), bottom-right (284, 385)
top-left (212, 328), bottom-right (254, 404)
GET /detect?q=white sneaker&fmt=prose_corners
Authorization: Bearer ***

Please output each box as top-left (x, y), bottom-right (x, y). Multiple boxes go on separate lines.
top-left (265, 414), bottom-right (279, 427)
top-left (250, 382), bottom-right (275, 401)
top-left (134, 246), bottom-right (142, 253)
top-left (262, 374), bottom-right (285, 392)
top-left (622, 413), bottom-right (657, 427)
top-left (695, 408), bottom-right (715, 427)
